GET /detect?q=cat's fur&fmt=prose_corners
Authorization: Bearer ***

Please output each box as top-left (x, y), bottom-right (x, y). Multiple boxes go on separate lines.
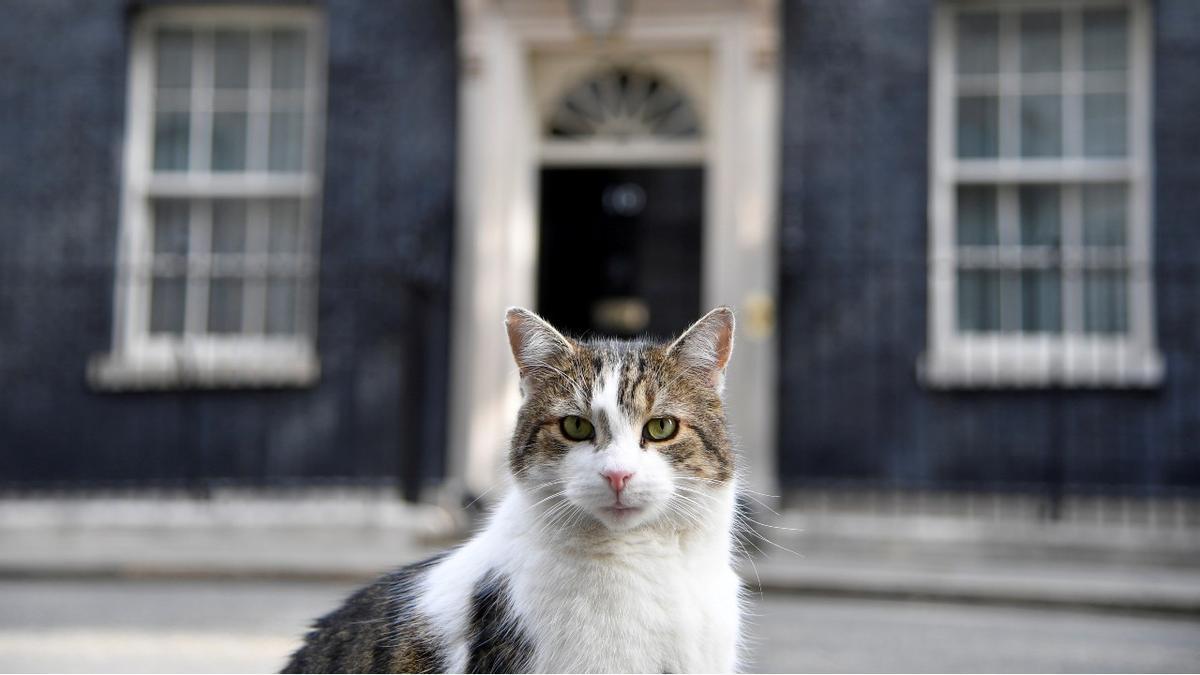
top-left (284, 307), bottom-right (743, 673)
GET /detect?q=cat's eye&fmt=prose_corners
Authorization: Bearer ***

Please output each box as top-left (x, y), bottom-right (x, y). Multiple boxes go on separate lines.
top-left (560, 415), bottom-right (594, 441)
top-left (643, 417), bottom-right (678, 442)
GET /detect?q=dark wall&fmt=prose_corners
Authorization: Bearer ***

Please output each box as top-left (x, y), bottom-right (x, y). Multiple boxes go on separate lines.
top-left (0, 1), bottom-right (457, 497)
top-left (777, 0), bottom-right (1200, 496)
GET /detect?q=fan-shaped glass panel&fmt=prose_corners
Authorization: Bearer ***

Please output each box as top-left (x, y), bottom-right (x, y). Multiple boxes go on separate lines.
top-left (547, 67), bottom-right (701, 140)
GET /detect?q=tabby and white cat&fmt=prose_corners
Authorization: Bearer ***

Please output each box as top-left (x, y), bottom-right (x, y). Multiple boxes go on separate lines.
top-left (284, 307), bottom-right (743, 673)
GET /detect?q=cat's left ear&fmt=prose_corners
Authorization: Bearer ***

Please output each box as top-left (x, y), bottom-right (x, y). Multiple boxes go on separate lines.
top-left (667, 306), bottom-right (735, 391)
top-left (505, 307), bottom-right (575, 381)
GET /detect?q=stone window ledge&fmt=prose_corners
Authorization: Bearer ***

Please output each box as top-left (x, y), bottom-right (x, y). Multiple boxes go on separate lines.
top-left (88, 345), bottom-right (319, 391)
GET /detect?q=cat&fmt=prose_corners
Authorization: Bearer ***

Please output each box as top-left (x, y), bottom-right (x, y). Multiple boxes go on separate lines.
top-left (283, 306), bottom-right (744, 673)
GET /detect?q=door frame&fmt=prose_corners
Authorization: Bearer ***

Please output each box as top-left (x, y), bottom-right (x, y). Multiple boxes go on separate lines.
top-left (448, 0), bottom-right (781, 502)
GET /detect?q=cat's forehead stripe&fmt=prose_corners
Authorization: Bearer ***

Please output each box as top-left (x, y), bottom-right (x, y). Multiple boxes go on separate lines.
top-left (619, 352), bottom-right (648, 415)
top-left (579, 346), bottom-right (655, 421)
top-left (590, 363), bottom-right (621, 420)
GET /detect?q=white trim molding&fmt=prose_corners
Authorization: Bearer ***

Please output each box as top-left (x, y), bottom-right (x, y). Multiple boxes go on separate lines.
top-left (89, 340), bottom-right (319, 390)
top-left (91, 5), bottom-right (327, 391)
top-left (450, 0), bottom-right (781, 500)
top-left (923, 0), bottom-right (1161, 389)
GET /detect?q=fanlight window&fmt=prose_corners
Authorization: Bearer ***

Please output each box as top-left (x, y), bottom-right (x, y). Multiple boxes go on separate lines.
top-left (547, 67), bottom-right (701, 140)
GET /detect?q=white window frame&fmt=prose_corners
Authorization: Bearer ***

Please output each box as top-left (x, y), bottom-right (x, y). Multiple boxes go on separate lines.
top-left (921, 0), bottom-right (1162, 388)
top-left (90, 6), bottom-right (326, 390)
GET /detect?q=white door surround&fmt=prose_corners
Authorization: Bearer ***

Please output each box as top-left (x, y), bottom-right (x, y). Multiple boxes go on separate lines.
top-left (449, 0), bottom-right (781, 503)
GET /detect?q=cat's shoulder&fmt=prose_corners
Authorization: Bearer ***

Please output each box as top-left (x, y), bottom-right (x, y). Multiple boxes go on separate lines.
top-left (280, 553), bottom-right (448, 674)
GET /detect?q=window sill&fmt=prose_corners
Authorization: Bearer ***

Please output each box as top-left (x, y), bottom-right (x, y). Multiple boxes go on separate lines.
top-left (918, 344), bottom-right (1164, 389)
top-left (88, 344), bottom-right (320, 391)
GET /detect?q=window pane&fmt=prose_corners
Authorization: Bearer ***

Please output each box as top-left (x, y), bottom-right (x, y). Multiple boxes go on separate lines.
top-left (1083, 184), bottom-right (1127, 247)
top-left (269, 199), bottom-right (302, 254)
top-left (269, 109), bottom-right (304, 171)
top-left (152, 200), bottom-right (190, 256)
top-left (212, 200), bottom-right (247, 255)
top-left (1019, 186), bottom-right (1060, 247)
top-left (957, 269), bottom-right (1001, 332)
top-left (1020, 11), bottom-right (1062, 74)
top-left (1084, 9), bottom-right (1128, 71)
top-left (1020, 95), bottom-right (1062, 157)
top-left (956, 13), bottom-right (998, 74)
top-left (1084, 270), bottom-right (1129, 334)
top-left (149, 276), bottom-right (186, 335)
top-left (957, 186), bottom-right (998, 247)
top-left (271, 30), bottom-right (307, 89)
top-left (214, 30), bottom-right (251, 89)
top-left (957, 96), bottom-right (999, 158)
top-left (153, 111), bottom-right (190, 170)
top-left (208, 278), bottom-right (244, 334)
top-left (155, 30), bottom-right (192, 89)
top-left (265, 276), bottom-right (299, 335)
top-left (1021, 269), bottom-right (1061, 333)
top-left (212, 111), bottom-right (248, 171)
top-left (1084, 93), bottom-right (1127, 157)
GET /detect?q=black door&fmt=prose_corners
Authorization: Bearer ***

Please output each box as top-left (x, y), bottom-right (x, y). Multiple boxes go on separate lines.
top-left (538, 167), bottom-right (703, 340)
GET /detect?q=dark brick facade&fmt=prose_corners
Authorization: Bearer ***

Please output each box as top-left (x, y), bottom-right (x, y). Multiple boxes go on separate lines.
top-left (0, 1), bottom-right (457, 496)
top-left (1, 0), bottom-right (1196, 498)
top-left (777, 0), bottom-right (1200, 496)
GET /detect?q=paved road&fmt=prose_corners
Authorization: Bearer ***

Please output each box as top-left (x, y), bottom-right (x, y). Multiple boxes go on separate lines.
top-left (0, 579), bottom-right (1197, 673)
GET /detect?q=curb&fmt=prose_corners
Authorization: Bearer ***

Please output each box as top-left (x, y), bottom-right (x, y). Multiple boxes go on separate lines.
top-left (746, 571), bottom-right (1200, 618)
top-left (3, 559), bottom-right (1198, 619)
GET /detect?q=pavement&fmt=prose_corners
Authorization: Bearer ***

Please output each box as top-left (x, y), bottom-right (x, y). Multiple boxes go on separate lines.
top-left (1, 491), bottom-right (1199, 616)
top-left (748, 507), bottom-right (1200, 616)
top-left (3, 579), bottom-right (1198, 673)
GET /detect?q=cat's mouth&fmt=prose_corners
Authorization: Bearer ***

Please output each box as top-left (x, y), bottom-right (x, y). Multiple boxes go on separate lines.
top-left (589, 496), bottom-right (661, 529)
top-left (601, 504), bottom-right (642, 518)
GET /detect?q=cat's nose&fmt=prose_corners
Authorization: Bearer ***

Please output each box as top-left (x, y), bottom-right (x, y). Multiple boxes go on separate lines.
top-left (601, 469), bottom-right (635, 493)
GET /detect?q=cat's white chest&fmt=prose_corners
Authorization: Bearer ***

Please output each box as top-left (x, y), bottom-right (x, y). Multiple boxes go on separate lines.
top-left (510, 541), bottom-right (741, 673)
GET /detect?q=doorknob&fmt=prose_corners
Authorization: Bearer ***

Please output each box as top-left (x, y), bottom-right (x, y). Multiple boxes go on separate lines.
top-left (744, 292), bottom-right (775, 339)
top-left (592, 297), bottom-right (650, 333)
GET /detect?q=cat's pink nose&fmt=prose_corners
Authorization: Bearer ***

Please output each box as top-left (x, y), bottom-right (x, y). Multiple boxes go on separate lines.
top-left (601, 469), bottom-right (634, 493)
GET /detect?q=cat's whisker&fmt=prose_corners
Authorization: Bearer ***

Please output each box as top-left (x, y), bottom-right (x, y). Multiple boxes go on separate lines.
top-left (673, 487), bottom-right (724, 510)
top-left (673, 483), bottom-right (722, 498)
top-left (732, 517), bottom-right (804, 559)
top-left (464, 467), bottom-right (533, 510)
top-left (739, 491), bottom-right (783, 517)
top-left (667, 497), bottom-right (713, 532)
top-left (742, 516), bottom-right (803, 532)
top-left (529, 496), bottom-right (581, 540)
top-left (541, 503), bottom-right (585, 540)
top-left (672, 478), bottom-right (719, 488)
top-left (561, 503), bottom-right (590, 533)
top-left (524, 488), bottom-right (569, 513)
top-left (664, 498), bottom-right (705, 528)
top-left (464, 464), bottom-right (544, 510)
top-left (532, 494), bottom-right (574, 525)
top-left (732, 538), bottom-right (766, 602)
top-left (738, 529), bottom-right (769, 560)
top-left (739, 487), bottom-right (783, 499)
top-left (672, 476), bottom-right (787, 522)
top-left (672, 485), bottom-right (715, 511)
top-left (715, 504), bottom-right (801, 557)
top-left (668, 489), bottom-right (709, 509)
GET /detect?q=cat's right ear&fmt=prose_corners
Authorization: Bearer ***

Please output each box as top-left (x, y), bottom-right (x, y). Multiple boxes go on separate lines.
top-left (505, 307), bottom-right (575, 381)
top-left (667, 306), bottom-right (735, 391)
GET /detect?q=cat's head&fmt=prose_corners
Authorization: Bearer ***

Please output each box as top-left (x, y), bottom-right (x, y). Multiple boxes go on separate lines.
top-left (504, 307), bottom-right (735, 533)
